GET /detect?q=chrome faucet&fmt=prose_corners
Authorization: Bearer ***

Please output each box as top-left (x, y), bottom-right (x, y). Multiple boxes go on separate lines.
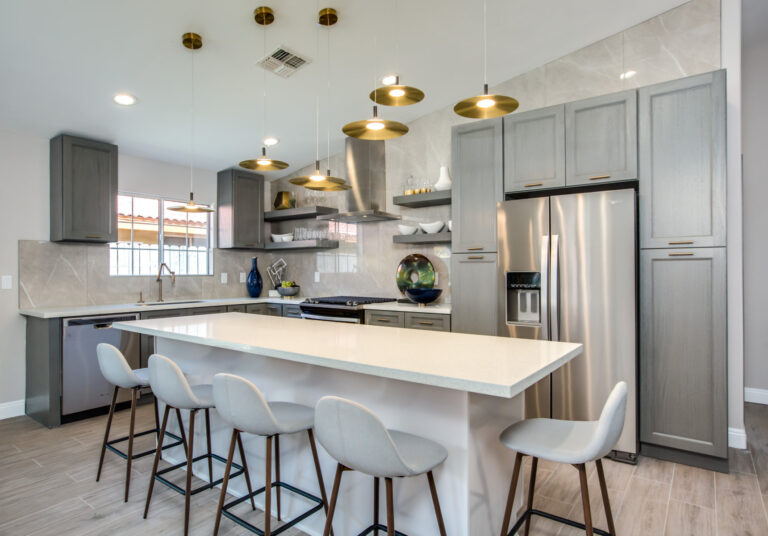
top-left (156, 263), bottom-right (176, 302)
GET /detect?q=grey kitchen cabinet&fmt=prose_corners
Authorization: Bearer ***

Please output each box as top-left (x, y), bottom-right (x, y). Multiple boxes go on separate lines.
top-left (638, 70), bottom-right (726, 249)
top-left (246, 302), bottom-right (281, 316)
top-left (217, 168), bottom-right (265, 249)
top-left (451, 119), bottom-right (504, 253)
top-left (365, 310), bottom-right (405, 328)
top-left (404, 312), bottom-right (451, 332)
top-left (450, 253), bottom-right (498, 335)
top-left (640, 247), bottom-right (727, 459)
top-left (282, 304), bottom-right (303, 318)
top-left (50, 134), bottom-right (118, 243)
top-left (227, 304), bottom-right (247, 313)
top-left (565, 90), bottom-right (638, 186)
top-left (503, 105), bottom-right (565, 193)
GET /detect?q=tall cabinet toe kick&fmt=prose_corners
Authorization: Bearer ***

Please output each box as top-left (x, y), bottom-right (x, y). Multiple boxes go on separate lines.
top-left (450, 69), bottom-right (728, 471)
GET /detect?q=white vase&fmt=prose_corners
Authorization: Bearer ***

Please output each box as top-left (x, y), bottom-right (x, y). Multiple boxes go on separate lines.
top-left (434, 166), bottom-right (452, 191)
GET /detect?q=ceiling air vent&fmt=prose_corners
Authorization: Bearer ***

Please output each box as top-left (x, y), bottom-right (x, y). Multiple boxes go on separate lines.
top-left (257, 46), bottom-right (311, 78)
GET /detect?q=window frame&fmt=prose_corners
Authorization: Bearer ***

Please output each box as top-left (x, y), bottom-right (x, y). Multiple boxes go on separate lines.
top-left (110, 191), bottom-right (214, 277)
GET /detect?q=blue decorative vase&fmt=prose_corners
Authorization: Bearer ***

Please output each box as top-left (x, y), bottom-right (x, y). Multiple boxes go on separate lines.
top-left (246, 257), bottom-right (263, 298)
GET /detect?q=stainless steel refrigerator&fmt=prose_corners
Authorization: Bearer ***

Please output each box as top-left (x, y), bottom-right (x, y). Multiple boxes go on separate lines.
top-left (497, 188), bottom-right (637, 459)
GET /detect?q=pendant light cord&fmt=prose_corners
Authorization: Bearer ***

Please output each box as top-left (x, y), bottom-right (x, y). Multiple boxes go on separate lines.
top-left (262, 25), bottom-right (267, 148)
top-left (326, 22), bottom-right (331, 171)
top-left (483, 0), bottom-right (488, 88)
top-left (189, 40), bottom-right (196, 196)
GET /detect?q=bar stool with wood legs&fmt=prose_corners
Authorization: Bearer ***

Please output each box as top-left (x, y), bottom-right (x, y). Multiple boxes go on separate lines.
top-left (211, 373), bottom-right (332, 536)
top-left (95, 343), bottom-right (184, 502)
top-left (315, 396), bottom-right (449, 536)
top-left (498, 382), bottom-right (628, 536)
top-left (143, 354), bottom-right (252, 536)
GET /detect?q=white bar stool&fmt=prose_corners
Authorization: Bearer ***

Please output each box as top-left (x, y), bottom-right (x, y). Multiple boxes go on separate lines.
top-left (314, 396), bottom-right (449, 536)
top-left (95, 343), bottom-right (184, 502)
top-left (498, 381), bottom-right (628, 536)
top-left (211, 373), bottom-right (331, 536)
top-left (143, 354), bottom-right (253, 536)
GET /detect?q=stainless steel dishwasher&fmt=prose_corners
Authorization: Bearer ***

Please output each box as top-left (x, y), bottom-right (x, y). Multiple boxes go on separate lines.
top-left (62, 314), bottom-right (140, 415)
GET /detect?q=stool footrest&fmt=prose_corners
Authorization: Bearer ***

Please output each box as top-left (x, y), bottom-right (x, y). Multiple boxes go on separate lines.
top-left (105, 430), bottom-right (183, 461)
top-left (154, 453), bottom-right (243, 497)
top-left (222, 480), bottom-right (323, 536)
top-left (508, 508), bottom-right (612, 536)
top-left (356, 523), bottom-right (408, 536)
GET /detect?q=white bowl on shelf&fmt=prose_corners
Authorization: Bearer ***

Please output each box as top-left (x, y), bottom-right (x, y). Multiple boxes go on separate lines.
top-left (398, 224), bottom-right (419, 235)
top-left (271, 233), bottom-right (294, 242)
top-left (419, 221), bottom-right (444, 234)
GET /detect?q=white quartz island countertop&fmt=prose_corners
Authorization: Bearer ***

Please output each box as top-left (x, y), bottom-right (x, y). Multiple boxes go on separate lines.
top-left (114, 312), bottom-right (581, 398)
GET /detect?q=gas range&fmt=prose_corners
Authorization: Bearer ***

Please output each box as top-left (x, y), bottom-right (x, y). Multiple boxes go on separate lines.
top-left (299, 296), bottom-right (396, 323)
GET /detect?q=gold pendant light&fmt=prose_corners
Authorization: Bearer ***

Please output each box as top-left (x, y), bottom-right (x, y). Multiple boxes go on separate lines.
top-left (239, 147), bottom-right (289, 171)
top-left (343, 105), bottom-right (409, 140)
top-left (370, 76), bottom-right (425, 106)
top-left (454, 0), bottom-right (519, 119)
top-left (169, 33), bottom-right (214, 214)
top-left (289, 161), bottom-right (351, 191)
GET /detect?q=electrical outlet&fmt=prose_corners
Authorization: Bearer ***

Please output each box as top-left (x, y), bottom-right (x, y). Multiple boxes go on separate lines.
top-left (0, 275), bottom-right (11, 290)
top-left (240, 272), bottom-right (246, 283)
top-left (221, 272), bottom-right (228, 284)
top-left (435, 273), bottom-right (439, 286)
top-left (314, 271), bottom-right (320, 283)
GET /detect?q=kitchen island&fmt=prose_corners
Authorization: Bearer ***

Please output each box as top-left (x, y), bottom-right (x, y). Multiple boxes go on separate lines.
top-left (114, 312), bottom-right (582, 535)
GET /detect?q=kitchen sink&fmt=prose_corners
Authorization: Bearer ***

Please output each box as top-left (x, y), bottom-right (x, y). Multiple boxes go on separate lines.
top-left (135, 300), bottom-right (204, 307)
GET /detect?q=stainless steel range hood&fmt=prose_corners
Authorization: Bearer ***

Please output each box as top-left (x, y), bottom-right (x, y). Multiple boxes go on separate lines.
top-left (316, 138), bottom-right (400, 223)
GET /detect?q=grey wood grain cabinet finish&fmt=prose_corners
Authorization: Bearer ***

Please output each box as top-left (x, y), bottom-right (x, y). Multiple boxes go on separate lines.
top-left (217, 168), bottom-right (265, 249)
top-left (365, 310), bottom-right (405, 328)
top-left (640, 247), bottom-right (727, 458)
top-left (246, 302), bottom-right (281, 316)
top-left (404, 312), bottom-right (450, 332)
top-left (282, 304), bottom-right (302, 318)
top-left (50, 135), bottom-right (118, 243)
top-left (450, 253), bottom-right (498, 335)
top-left (503, 105), bottom-right (565, 193)
top-left (451, 119), bottom-right (504, 253)
top-left (565, 90), bottom-right (638, 186)
top-left (638, 70), bottom-right (726, 248)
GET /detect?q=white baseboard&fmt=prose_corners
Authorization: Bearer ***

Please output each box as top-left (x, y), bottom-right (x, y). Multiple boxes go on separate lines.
top-left (729, 426), bottom-right (747, 449)
top-left (0, 399), bottom-right (24, 421)
top-left (745, 387), bottom-right (768, 405)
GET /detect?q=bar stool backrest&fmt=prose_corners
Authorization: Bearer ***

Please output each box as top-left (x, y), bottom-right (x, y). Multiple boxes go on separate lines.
top-left (315, 396), bottom-right (413, 477)
top-left (97, 343), bottom-right (142, 389)
top-left (148, 354), bottom-right (202, 409)
top-left (212, 373), bottom-right (281, 436)
top-left (586, 381), bottom-right (628, 461)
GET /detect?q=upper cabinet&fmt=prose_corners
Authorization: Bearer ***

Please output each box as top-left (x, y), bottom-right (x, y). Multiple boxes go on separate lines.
top-left (565, 90), bottom-right (638, 186)
top-left (503, 105), bottom-right (565, 193)
top-left (50, 135), bottom-right (118, 243)
top-left (217, 168), bottom-right (265, 249)
top-left (638, 70), bottom-right (726, 249)
top-left (451, 119), bottom-right (504, 253)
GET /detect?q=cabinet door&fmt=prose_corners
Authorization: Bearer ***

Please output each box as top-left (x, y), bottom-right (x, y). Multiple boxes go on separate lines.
top-left (51, 135), bottom-right (118, 242)
top-left (217, 169), bottom-right (264, 249)
top-left (640, 248), bottom-right (727, 458)
top-left (282, 304), bottom-right (302, 318)
top-left (246, 303), bottom-right (281, 316)
top-left (451, 119), bottom-right (503, 253)
top-left (639, 70), bottom-right (726, 248)
top-left (139, 309), bottom-right (184, 368)
top-left (566, 90), bottom-right (637, 186)
top-left (365, 310), bottom-right (404, 328)
top-left (450, 253), bottom-right (498, 335)
top-left (227, 304), bottom-right (246, 313)
top-left (503, 105), bottom-right (565, 193)
top-left (404, 312), bottom-right (450, 332)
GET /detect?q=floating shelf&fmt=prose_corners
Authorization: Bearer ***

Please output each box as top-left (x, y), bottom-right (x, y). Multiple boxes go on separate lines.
top-left (393, 232), bottom-right (452, 245)
top-left (264, 206), bottom-right (339, 222)
top-left (262, 239), bottom-right (339, 251)
top-left (392, 190), bottom-right (451, 208)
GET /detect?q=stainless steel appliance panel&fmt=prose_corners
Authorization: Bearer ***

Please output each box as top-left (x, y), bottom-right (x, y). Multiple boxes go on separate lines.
top-left (549, 189), bottom-right (637, 455)
top-left (62, 314), bottom-right (140, 415)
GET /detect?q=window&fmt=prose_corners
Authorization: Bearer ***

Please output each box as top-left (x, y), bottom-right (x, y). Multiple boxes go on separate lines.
top-left (110, 194), bottom-right (213, 276)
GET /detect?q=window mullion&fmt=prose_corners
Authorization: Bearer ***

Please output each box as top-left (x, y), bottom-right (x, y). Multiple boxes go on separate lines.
top-left (158, 198), bottom-right (164, 268)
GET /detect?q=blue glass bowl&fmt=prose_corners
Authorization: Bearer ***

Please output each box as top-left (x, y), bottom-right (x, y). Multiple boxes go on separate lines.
top-left (404, 288), bottom-right (443, 305)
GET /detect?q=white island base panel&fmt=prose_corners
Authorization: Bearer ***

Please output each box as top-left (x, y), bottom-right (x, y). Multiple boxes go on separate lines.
top-left (156, 338), bottom-right (525, 536)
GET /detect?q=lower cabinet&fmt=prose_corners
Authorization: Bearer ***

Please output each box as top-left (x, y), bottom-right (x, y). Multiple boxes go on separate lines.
top-left (366, 310), bottom-right (404, 327)
top-left (640, 247), bottom-right (727, 459)
top-left (450, 253), bottom-right (498, 335)
top-left (227, 304), bottom-right (247, 312)
top-left (365, 310), bottom-right (451, 332)
top-left (140, 305), bottom-right (227, 367)
top-left (282, 304), bottom-right (302, 318)
top-left (246, 303), bottom-right (282, 316)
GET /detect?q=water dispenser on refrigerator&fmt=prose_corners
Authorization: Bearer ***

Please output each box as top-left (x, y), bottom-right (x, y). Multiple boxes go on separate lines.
top-left (505, 272), bottom-right (542, 324)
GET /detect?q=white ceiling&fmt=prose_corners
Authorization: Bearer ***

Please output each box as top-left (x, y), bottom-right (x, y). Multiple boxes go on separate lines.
top-left (0, 0), bottom-right (687, 176)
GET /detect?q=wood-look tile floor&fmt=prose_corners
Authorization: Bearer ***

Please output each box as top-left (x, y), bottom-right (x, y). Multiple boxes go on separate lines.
top-left (2, 403), bottom-right (768, 535)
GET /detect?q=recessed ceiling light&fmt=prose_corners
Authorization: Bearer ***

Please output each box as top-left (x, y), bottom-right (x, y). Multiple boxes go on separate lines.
top-left (263, 137), bottom-right (279, 147)
top-left (620, 70), bottom-right (637, 80)
top-left (113, 93), bottom-right (137, 106)
top-left (381, 75), bottom-right (398, 86)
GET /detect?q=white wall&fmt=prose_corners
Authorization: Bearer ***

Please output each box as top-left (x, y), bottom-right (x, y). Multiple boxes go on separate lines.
top-left (0, 127), bottom-right (217, 414)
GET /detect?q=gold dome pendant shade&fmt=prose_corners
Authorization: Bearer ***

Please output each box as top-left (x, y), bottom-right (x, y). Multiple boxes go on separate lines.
top-left (370, 76), bottom-right (425, 107)
top-left (168, 191), bottom-right (215, 213)
top-left (343, 105), bottom-right (408, 140)
top-left (239, 147), bottom-right (289, 171)
top-left (289, 162), bottom-right (351, 191)
top-left (454, 83), bottom-right (519, 119)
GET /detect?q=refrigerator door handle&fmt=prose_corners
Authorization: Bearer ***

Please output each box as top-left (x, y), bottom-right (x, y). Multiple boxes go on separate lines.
top-left (540, 235), bottom-right (550, 341)
top-left (550, 234), bottom-right (560, 342)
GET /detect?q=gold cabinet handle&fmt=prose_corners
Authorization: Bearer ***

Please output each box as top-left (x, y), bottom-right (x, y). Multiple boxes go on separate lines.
top-left (468, 255), bottom-right (485, 260)
top-left (467, 247), bottom-right (484, 251)
top-left (669, 240), bottom-right (694, 245)
top-left (524, 182), bottom-right (544, 188)
top-left (588, 174), bottom-right (611, 181)
top-left (377, 318), bottom-right (391, 323)
top-left (418, 321), bottom-right (434, 326)
top-left (243, 243), bottom-right (256, 247)
top-left (668, 252), bottom-right (694, 256)
top-left (85, 234), bottom-right (104, 239)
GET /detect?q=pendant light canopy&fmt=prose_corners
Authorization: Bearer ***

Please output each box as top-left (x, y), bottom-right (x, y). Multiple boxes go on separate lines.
top-left (370, 76), bottom-right (425, 107)
top-left (343, 105), bottom-right (408, 140)
top-left (454, 0), bottom-right (519, 119)
top-left (169, 32), bottom-right (214, 214)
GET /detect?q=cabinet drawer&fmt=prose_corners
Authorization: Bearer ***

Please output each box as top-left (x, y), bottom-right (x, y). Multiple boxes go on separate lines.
top-left (246, 303), bottom-right (281, 316)
top-left (227, 304), bottom-right (246, 313)
top-left (282, 304), bottom-right (303, 318)
top-left (365, 310), bottom-right (405, 328)
top-left (404, 312), bottom-right (450, 332)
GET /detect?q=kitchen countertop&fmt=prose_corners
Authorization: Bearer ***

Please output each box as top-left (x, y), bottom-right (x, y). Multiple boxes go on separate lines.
top-left (113, 312), bottom-right (581, 398)
top-left (362, 301), bottom-right (451, 314)
top-left (18, 297), bottom-right (304, 319)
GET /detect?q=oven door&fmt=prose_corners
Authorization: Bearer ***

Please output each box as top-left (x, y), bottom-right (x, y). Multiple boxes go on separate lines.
top-left (300, 312), bottom-right (361, 323)
top-left (299, 304), bottom-right (364, 323)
